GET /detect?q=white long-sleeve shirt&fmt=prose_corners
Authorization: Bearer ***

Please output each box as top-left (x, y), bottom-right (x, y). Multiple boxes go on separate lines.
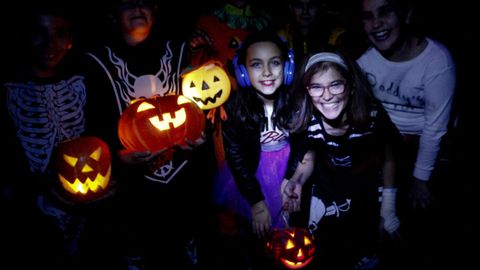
top-left (357, 38), bottom-right (456, 181)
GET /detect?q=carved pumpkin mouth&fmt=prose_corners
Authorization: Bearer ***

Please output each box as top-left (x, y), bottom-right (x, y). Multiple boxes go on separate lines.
top-left (191, 89), bottom-right (223, 105)
top-left (59, 165), bottom-right (111, 195)
top-left (148, 109), bottom-right (186, 130)
top-left (281, 257), bottom-right (313, 269)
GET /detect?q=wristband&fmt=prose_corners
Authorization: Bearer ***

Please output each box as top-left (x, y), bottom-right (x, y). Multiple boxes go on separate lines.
top-left (380, 187), bottom-right (400, 234)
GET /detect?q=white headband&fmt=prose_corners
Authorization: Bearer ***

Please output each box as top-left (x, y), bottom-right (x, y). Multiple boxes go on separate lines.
top-left (305, 52), bottom-right (348, 72)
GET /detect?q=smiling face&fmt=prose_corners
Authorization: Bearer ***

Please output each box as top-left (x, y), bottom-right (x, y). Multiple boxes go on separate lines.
top-left (361, 0), bottom-right (404, 52)
top-left (245, 41), bottom-right (284, 97)
top-left (117, 0), bottom-right (155, 43)
top-left (308, 67), bottom-right (349, 121)
top-left (290, 0), bottom-right (320, 28)
top-left (29, 14), bottom-right (72, 73)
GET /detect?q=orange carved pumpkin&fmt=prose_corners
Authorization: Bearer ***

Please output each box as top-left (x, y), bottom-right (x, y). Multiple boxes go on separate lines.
top-left (182, 62), bottom-right (231, 110)
top-left (55, 136), bottom-right (111, 202)
top-left (118, 95), bottom-right (205, 153)
top-left (266, 227), bottom-right (316, 269)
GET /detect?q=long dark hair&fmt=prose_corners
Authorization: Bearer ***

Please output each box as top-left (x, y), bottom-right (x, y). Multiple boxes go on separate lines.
top-left (289, 49), bottom-right (375, 133)
top-left (228, 30), bottom-right (293, 131)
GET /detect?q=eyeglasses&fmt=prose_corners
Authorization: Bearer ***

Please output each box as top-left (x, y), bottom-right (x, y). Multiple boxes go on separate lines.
top-left (307, 80), bottom-right (346, 96)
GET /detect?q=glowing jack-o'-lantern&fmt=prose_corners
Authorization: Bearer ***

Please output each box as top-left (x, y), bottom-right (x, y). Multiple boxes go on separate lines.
top-left (182, 62), bottom-right (231, 110)
top-left (118, 95), bottom-right (205, 153)
top-left (266, 227), bottom-right (316, 269)
top-left (55, 136), bottom-right (111, 202)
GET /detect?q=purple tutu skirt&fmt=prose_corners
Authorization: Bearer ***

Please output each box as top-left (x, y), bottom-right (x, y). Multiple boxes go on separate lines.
top-left (213, 143), bottom-right (290, 228)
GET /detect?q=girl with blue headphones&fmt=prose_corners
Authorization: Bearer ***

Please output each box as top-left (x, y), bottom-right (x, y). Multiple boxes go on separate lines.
top-left (212, 30), bottom-right (295, 269)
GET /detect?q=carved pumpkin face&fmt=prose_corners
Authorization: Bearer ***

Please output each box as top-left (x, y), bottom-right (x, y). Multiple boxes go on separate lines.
top-left (118, 95), bottom-right (205, 152)
top-left (182, 62), bottom-right (231, 110)
top-left (267, 227), bottom-right (316, 269)
top-left (55, 136), bottom-right (111, 202)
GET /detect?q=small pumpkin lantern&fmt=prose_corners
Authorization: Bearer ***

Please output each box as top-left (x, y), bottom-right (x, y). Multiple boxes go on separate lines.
top-left (55, 136), bottom-right (111, 202)
top-left (181, 61), bottom-right (231, 110)
top-left (266, 227), bottom-right (316, 269)
top-left (118, 94), bottom-right (205, 153)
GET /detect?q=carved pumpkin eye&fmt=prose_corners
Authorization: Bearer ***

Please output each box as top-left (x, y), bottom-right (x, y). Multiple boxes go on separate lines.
top-left (266, 227), bottom-right (316, 269)
top-left (182, 62), bottom-right (231, 110)
top-left (55, 136), bottom-right (112, 202)
top-left (118, 95), bottom-right (205, 153)
top-left (286, 239), bottom-right (295, 249)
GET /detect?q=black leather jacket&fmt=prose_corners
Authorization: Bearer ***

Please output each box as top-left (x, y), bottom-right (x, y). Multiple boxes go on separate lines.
top-left (221, 90), bottom-right (304, 206)
top-left (222, 111), bottom-right (265, 206)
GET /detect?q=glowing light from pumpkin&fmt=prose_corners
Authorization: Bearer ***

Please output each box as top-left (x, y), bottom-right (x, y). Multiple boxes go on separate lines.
top-left (118, 95), bottom-right (205, 153)
top-left (266, 227), bottom-right (315, 269)
top-left (56, 136), bottom-right (111, 202)
top-left (59, 148), bottom-right (111, 194)
top-left (182, 61), bottom-right (231, 110)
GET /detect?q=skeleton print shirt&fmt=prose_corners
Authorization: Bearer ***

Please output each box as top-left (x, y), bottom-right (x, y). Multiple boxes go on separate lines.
top-left (5, 76), bottom-right (86, 174)
top-left (85, 35), bottom-right (194, 184)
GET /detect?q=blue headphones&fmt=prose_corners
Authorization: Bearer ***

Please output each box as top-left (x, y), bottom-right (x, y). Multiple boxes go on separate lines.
top-left (233, 47), bottom-right (295, 88)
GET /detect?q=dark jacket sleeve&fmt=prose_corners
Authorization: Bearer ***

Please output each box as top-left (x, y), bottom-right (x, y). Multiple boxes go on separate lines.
top-left (222, 99), bottom-right (264, 206)
top-left (285, 128), bottom-right (310, 180)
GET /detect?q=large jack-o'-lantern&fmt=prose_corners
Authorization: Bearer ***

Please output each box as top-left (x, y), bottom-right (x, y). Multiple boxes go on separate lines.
top-left (266, 227), bottom-right (316, 269)
top-left (118, 95), bottom-right (205, 153)
top-left (182, 62), bottom-right (231, 110)
top-left (55, 136), bottom-right (111, 202)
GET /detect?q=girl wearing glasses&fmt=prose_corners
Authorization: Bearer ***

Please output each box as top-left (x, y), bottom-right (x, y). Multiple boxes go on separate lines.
top-left (282, 51), bottom-right (403, 270)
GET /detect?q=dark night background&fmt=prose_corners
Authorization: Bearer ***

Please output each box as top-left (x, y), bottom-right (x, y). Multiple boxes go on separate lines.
top-left (1, 0), bottom-right (473, 112)
top-left (0, 0), bottom-right (475, 268)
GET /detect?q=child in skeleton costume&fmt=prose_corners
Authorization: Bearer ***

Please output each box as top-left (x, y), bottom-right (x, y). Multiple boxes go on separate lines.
top-left (0, 4), bottom-right (93, 269)
top-left (82, 0), bottom-right (215, 269)
top-left (282, 51), bottom-right (403, 270)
